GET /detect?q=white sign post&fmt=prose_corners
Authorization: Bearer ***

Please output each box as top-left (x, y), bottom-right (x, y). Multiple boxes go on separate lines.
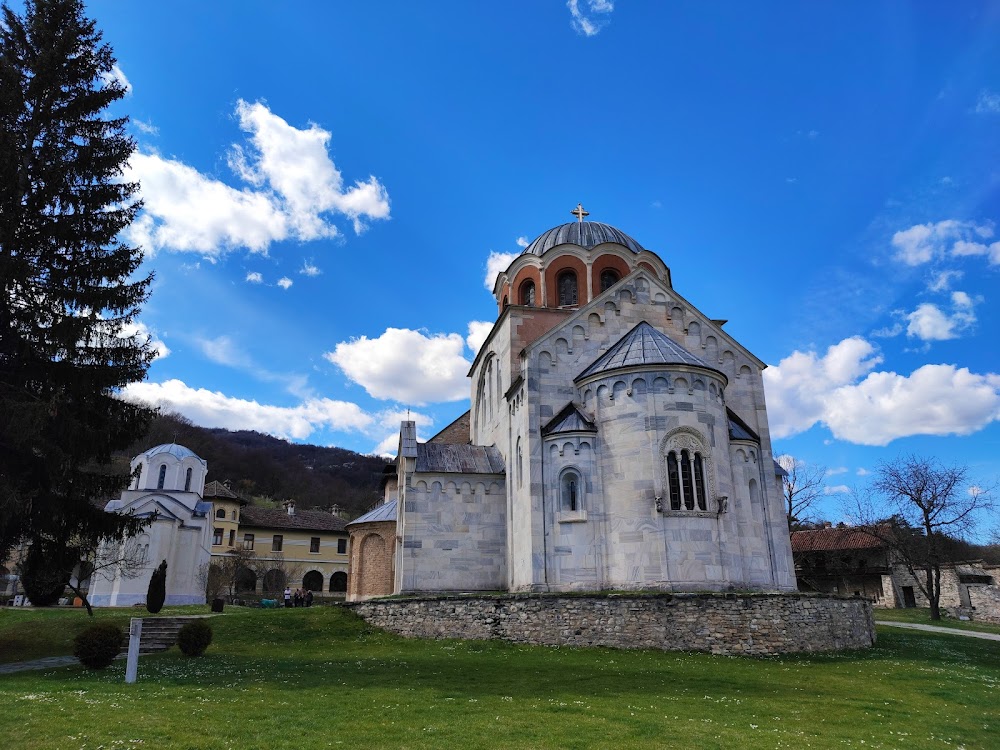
top-left (125, 617), bottom-right (142, 684)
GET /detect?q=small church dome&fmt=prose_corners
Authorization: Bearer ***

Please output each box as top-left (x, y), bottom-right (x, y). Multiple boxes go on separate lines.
top-left (142, 443), bottom-right (203, 462)
top-left (523, 221), bottom-right (645, 257)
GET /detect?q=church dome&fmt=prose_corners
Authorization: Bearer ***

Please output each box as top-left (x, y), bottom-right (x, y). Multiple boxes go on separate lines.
top-left (142, 443), bottom-right (202, 462)
top-left (522, 221), bottom-right (645, 257)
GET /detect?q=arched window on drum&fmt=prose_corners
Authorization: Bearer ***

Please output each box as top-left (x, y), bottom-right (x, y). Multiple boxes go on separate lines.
top-left (663, 435), bottom-right (709, 512)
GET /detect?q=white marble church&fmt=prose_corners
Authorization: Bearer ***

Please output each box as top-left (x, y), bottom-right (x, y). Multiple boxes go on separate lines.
top-left (350, 208), bottom-right (797, 599)
top-left (88, 443), bottom-right (212, 607)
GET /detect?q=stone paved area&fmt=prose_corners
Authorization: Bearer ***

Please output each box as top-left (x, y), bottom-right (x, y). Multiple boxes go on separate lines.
top-left (0, 655), bottom-right (80, 674)
top-left (876, 620), bottom-right (1000, 642)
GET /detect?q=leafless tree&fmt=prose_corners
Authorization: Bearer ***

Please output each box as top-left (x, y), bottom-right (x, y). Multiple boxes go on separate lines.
top-left (850, 455), bottom-right (994, 620)
top-left (777, 454), bottom-right (827, 529)
top-left (213, 545), bottom-right (258, 597)
top-left (256, 551), bottom-right (303, 595)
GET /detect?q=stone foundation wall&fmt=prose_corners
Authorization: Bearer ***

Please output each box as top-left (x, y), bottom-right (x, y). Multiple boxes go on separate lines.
top-left (968, 586), bottom-right (1000, 625)
top-left (346, 592), bottom-right (874, 656)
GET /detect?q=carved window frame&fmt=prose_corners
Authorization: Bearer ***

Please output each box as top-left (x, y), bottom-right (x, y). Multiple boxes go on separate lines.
top-left (658, 428), bottom-right (718, 516)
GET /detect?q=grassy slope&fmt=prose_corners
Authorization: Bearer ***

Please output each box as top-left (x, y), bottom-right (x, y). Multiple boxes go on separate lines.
top-left (0, 606), bottom-right (211, 663)
top-left (875, 607), bottom-right (1000, 635)
top-left (1, 606), bottom-right (998, 750)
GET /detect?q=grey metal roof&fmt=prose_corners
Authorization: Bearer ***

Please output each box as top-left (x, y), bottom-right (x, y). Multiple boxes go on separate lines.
top-left (415, 444), bottom-right (506, 474)
top-left (542, 403), bottom-right (597, 436)
top-left (727, 408), bottom-right (760, 443)
top-left (576, 322), bottom-right (719, 381)
top-left (143, 443), bottom-right (204, 463)
top-left (347, 499), bottom-right (398, 526)
top-left (523, 221), bottom-right (645, 257)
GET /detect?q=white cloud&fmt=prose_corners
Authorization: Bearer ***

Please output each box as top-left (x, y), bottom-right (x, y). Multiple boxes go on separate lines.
top-left (230, 99), bottom-right (390, 236)
top-left (824, 485), bottom-right (850, 495)
top-left (125, 100), bottom-right (390, 257)
top-left (325, 327), bottom-right (471, 405)
top-left (928, 269), bottom-right (963, 292)
top-left (516, 236), bottom-right (530, 248)
top-left (891, 219), bottom-right (994, 266)
top-left (905, 291), bottom-right (978, 341)
top-left (567, 0), bottom-right (614, 37)
top-left (856, 468), bottom-right (870, 476)
top-left (125, 152), bottom-right (288, 255)
top-left (300, 260), bottom-right (321, 277)
top-left (484, 251), bottom-right (518, 291)
top-left (246, 272), bottom-right (263, 284)
top-left (277, 277), bottom-right (293, 290)
top-left (826, 467), bottom-right (848, 477)
top-left (120, 320), bottom-right (169, 360)
top-left (121, 379), bottom-right (372, 441)
top-left (764, 337), bottom-right (1000, 445)
top-left (101, 63), bottom-right (131, 94)
top-left (951, 238), bottom-right (1000, 264)
top-left (466, 321), bottom-right (493, 356)
top-left (975, 90), bottom-right (1000, 114)
top-left (132, 119), bottom-right (158, 136)
top-left (197, 335), bottom-right (252, 368)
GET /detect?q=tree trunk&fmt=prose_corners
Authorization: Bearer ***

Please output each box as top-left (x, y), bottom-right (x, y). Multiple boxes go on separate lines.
top-left (67, 582), bottom-right (94, 617)
top-left (926, 566), bottom-right (940, 620)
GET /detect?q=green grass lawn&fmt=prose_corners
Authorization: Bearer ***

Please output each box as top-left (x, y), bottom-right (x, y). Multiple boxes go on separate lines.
top-left (2, 606), bottom-right (998, 749)
top-left (875, 606), bottom-right (1000, 635)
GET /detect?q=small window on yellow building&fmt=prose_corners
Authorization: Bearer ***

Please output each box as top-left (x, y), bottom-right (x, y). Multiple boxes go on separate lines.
top-left (228, 529), bottom-right (235, 546)
top-left (337, 538), bottom-right (347, 555)
top-left (272, 534), bottom-right (283, 552)
top-left (243, 533), bottom-right (254, 550)
top-left (213, 528), bottom-right (223, 546)
top-left (310, 537), bottom-right (320, 553)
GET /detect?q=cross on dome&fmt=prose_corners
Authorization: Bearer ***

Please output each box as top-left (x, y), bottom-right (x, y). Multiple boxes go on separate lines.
top-left (571, 203), bottom-right (589, 222)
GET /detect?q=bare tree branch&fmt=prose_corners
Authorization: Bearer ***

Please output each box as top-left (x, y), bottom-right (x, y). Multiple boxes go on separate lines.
top-left (777, 454), bottom-right (827, 529)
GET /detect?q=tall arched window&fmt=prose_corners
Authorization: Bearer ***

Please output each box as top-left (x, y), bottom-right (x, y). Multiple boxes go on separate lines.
top-left (561, 470), bottom-right (581, 511)
top-left (184, 467), bottom-right (193, 492)
top-left (557, 270), bottom-right (578, 306)
top-left (157, 464), bottom-right (167, 490)
top-left (134, 463), bottom-right (143, 489)
top-left (600, 269), bottom-right (620, 292)
top-left (520, 280), bottom-right (535, 306)
top-left (665, 445), bottom-right (708, 511)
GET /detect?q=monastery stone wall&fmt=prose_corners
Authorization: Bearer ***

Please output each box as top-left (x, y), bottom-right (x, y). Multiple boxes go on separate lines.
top-left (347, 592), bottom-right (875, 656)
top-left (968, 586), bottom-right (1000, 624)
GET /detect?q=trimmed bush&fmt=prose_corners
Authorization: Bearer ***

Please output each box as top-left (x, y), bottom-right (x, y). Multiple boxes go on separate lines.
top-left (177, 620), bottom-right (213, 657)
top-left (146, 559), bottom-right (167, 614)
top-left (73, 623), bottom-right (124, 670)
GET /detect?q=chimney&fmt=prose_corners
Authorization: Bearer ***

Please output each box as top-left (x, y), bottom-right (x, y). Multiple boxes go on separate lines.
top-left (824, 521), bottom-right (832, 529)
top-left (330, 503), bottom-right (342, 517)
top-left (283, 500), bottom-right (296, 516)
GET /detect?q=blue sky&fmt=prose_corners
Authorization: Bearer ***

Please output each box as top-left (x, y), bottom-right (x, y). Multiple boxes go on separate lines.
top-left (77, 1), bottom-right (1000, 524)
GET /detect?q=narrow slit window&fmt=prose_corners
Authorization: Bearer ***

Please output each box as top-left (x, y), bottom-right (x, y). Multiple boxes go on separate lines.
top-left (693, 452), bottom-right (707, 511)
top-left (157, 464), bottom-right (167, 490)
top-left (667, 451), bottom-right (681, 510)
top-left (680, 449), bottom-right (695, 510)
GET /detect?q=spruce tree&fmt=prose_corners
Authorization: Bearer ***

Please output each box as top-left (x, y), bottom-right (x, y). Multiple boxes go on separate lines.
top-left (0, 0), bottom-right (155, 565)
top-left (146, 559), bottom-right (167, 613)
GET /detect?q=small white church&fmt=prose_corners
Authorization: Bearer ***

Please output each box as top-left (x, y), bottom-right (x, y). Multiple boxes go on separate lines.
top-left (88, 443), bottom-right (212, 607)
top-left (349, 208), bottom-right (797, 598)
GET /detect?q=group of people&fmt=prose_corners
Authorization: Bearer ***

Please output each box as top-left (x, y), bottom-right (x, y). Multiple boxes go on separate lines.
top-left (282, 586), bottom-right (314, 608)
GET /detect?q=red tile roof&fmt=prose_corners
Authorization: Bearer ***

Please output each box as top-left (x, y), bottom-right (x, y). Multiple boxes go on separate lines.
top-left (790, 525), bottom-right (888, 553)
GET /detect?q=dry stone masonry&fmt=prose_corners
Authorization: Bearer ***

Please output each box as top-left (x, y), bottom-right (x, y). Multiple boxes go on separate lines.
top-left (347, 592), bottom-right (875, 656)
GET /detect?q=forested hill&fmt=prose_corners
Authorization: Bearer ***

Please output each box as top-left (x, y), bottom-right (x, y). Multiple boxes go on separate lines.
top-left (122, 413), bottom-right (390, 518)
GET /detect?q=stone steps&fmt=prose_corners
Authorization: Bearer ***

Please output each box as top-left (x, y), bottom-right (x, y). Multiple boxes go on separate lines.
top-left (119, 615), bottom-right (213, 654)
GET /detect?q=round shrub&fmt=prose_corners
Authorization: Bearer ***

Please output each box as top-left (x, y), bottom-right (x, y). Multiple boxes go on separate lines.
top-left (177, 620), bottom-right (213, 657)
top-left (73, 623), bottom-right (124, 670)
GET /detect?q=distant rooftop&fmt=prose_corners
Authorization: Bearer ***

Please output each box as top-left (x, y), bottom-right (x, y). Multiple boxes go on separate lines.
top-left (347, 499), bottom-right (398, 526)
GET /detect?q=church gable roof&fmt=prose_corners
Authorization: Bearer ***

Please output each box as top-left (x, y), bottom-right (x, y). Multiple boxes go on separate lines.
top-left (415, 444), bottom-right (505, 475)
top-left (727, 408), bottom-right (760, 443)
top-left (575, 321), bottom-right (718, 381)
top-left (542, 403), bottom-right (597, 436)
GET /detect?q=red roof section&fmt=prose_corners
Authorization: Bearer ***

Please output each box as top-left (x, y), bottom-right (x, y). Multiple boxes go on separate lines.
top-left (790, 525), bottom-right (888, 553)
